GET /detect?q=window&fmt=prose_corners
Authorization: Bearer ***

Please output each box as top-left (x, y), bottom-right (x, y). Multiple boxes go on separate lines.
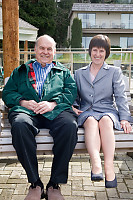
top-left (78, 13), bottom-right (95, 28)
top-left (120, 37), bottom-right (127, 48)
top-left (128, 38), bottom-right (133, 47)
top-left (130, 14), bottom-right (133, 29)
top-left (121, 14), bottom-right (133, 29)
top-left (120, 37), bottom-right (133, 48)
top-left (82, 37), bottom-right (92, 48)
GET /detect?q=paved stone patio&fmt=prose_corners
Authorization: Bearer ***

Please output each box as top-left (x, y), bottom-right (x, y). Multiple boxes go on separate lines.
top-left (0, 153), bottom-right (133, 200)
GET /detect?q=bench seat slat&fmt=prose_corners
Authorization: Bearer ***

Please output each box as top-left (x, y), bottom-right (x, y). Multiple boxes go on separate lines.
top-left (1, 133), bottom-right (133, 145)
top-left (1, 127), bottom-right (133, 137)
top-left (1, 142), bottom-right (133, 154)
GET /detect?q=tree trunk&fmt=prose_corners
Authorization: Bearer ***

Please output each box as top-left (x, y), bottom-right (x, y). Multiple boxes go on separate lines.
top-left (2, 0), bottom-right (19, 78)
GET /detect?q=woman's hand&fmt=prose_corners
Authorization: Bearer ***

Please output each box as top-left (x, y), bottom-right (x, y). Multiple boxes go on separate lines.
top-left (72, 106), bottom-right (83, 115)
top-left (120, 120), bottom-right (132, 133)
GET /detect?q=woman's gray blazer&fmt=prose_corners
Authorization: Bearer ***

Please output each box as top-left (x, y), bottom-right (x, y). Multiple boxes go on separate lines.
top-left (74, 62), bottom-right (131, 122)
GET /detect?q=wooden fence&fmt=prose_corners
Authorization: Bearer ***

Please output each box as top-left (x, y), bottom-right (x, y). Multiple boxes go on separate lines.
top-left (0, 49), bottom-right (133, 92)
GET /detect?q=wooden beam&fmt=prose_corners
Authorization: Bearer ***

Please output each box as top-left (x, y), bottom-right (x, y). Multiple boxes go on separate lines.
top-left (2, 0), bottom-right (19, 78)
top-left (24, 40), bottom-right (28, 63)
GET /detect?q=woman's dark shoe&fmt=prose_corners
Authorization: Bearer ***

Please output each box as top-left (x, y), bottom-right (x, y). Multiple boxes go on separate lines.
top-left (105, 176), bottom-right (117, 188)
top-left (91, 171), bottom-right (103, 181)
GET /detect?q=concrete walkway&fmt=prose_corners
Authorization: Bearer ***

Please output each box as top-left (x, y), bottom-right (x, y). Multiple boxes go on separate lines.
top-left (0, 153), bottom-right (133, 200)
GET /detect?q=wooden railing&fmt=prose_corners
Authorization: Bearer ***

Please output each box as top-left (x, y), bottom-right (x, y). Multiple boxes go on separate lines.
top-left (0, 49), bottom-right (133, 92)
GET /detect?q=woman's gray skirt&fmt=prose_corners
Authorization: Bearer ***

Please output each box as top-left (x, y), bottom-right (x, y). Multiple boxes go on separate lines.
top-left (78, 109), bottom-right (122, 130)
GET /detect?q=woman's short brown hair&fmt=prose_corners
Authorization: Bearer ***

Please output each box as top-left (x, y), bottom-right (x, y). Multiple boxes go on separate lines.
top-left (89, 34), bottom-right (111, 60)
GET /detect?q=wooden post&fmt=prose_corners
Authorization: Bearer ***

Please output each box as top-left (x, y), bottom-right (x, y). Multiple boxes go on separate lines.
top-left (2, 0), bottom-right (19, 78)
top-left (24, 40), bottom-right (28, 63)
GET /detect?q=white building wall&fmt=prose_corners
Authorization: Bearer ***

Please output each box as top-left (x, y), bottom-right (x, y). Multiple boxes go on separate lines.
top-left (96, 12), bottom-right (121, 28)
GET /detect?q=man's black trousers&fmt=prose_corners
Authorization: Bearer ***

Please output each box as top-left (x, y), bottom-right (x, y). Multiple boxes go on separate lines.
top-left (8, 109), bottom-right (78, 184)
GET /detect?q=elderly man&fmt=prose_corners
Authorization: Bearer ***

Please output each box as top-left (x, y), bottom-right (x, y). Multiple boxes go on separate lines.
top-left (2, 35), bottom-right (78, 200)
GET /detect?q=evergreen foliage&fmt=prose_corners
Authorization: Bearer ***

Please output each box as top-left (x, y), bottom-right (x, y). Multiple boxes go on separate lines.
top-left (91, 0), bottom-right (100, 2)
top-left (19, 0), bottom-right (56, 37)
top-left (54, 0), bottom-right (78, 47)
top-left (19, 0), bottom-right (128, 48)
top-left (71, 18), bottom-right (82, 48)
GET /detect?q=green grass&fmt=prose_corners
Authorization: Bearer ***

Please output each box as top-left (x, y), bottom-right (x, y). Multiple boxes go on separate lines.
top-left (56, 52), bottom-right (133, 65)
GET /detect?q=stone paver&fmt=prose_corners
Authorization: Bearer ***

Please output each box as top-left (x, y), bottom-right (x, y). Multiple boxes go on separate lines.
top-left (0, 153), bottom-right (133, 200)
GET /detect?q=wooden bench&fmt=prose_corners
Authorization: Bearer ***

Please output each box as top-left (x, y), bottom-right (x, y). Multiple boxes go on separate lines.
top-left (0, 75), bottom-right (133, 157)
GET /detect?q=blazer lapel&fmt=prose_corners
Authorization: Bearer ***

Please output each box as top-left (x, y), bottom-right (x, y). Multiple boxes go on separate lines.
top-left (82, 64), bottom-right (93, 86)
top-left (93, 62), bottom-right (109, 84)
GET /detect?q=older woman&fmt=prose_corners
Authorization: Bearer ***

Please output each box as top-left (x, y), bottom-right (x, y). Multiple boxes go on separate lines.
top-left (73, 34), bottom-right (132, 188)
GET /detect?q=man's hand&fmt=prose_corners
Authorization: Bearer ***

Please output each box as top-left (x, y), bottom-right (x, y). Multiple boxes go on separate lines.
top-left (20, 100), bottom-right (38, 111)
top-left (34, 101), bottom-right (57, 114)
top-left (20, 100), bottom-right (57, 114)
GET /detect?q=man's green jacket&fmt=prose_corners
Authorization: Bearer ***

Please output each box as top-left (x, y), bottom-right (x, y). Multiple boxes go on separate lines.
top-left (2, 59), bottom-right (77, 120)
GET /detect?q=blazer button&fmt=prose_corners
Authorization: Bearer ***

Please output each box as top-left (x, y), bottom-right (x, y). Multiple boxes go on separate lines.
top-left (90, 95), bottom-right (93, 97)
